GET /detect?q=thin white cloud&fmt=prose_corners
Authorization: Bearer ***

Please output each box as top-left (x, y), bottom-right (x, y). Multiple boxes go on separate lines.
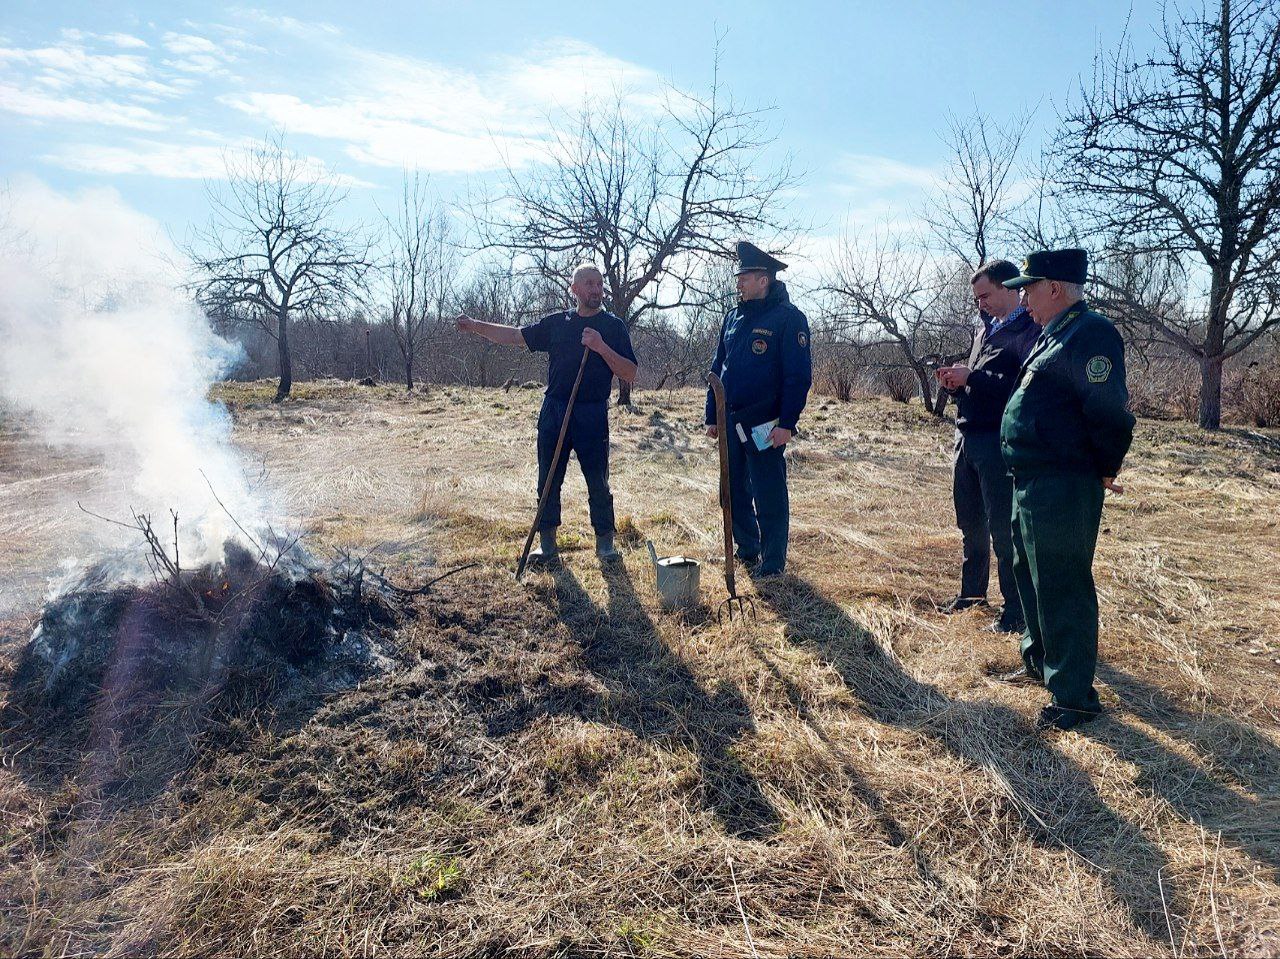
top-left (161, 33), bottom-right (219, 56)
top-left (498, 38), bottom-right (668, 115)
top-left (159, 31), bottom-right (236, 76)
top-left (43, 141), bottom-right (229, 178)
top-left (0, 36), bottom-right (190, 100)
top-left (162, 53), bottom-right (229, 75)
top-left (0, 82), bottom-right (168, 130)
top-left (219, 91), bottom-right (549, 173)
top-left (229, 8), bottom-right (341, 38)
top-left (815, 154), bottom-right (941, 234)
top-left (7, 15), bottom-right (678, 185)
top-left (102, 33), bottom-right (150, 49)
top-left (60, 29), bottom-right (150, 49)
top-left (0, 44), bottom-right (152, 89)
top-left (220, 34), bottom-right (671, 174)
top-left (831, 154), bottom-right (939, 193)
top-left (45, 139), bottom-right (374, 188)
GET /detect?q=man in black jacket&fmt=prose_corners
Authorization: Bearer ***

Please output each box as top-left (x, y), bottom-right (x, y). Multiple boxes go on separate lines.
top-left (935, 260), bottom-right (1040, 632)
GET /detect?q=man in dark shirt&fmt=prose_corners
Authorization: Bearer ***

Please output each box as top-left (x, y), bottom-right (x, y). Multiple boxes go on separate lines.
top-left (457, 264), bottom-right (638, 565)
top-left (935, 260), bottom-right (1040, 632)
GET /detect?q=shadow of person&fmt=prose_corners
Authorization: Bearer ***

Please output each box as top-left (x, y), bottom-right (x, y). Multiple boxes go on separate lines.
top-left (740, 627), bottom-right (945, 889)
top-left (1219, 426), bottom-right (1280, 457)
top-left (1093, 664), bottom-right (1280, 873)
top-left (1098, 664), bottom-right (1280, 797)
top-left (756, 576), bottom-right (1182, 943)
top-left (549, 560), bottom-right (780, 840)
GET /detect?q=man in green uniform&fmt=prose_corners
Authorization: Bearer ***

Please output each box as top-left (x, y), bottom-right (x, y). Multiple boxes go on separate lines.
top-left (996, 249), bottom-right (1135, 731)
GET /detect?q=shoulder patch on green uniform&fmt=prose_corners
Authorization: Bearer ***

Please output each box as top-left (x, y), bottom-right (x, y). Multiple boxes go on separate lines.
top-left (1086, 355), bottom-right (1112, 383)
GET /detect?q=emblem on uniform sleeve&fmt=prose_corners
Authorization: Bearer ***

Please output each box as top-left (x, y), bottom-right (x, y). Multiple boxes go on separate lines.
top-left (797, 331), bottom-right (808, 348)
top-left (752, 338), bottom-right (768, 355)
top-left (1086, 355), bottom-right (1113, 383)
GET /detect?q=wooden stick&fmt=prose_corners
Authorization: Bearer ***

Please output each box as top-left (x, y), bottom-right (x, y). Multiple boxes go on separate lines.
top-left (708, 372), bottom-right (737, 599)
top-left (515, 346), bottom-right (591, 580)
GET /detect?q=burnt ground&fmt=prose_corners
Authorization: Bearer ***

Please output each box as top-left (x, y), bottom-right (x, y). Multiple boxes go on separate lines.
top-left (1, 381), bottom-right (1279, 956)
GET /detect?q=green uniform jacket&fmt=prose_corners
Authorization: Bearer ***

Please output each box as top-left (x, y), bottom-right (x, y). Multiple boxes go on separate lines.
top-left (1000, 300), bottom-right (1135, 479)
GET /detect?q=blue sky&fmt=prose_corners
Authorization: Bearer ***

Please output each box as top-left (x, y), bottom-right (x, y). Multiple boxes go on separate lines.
top-left (1, 1), bottom-right (1165, 255)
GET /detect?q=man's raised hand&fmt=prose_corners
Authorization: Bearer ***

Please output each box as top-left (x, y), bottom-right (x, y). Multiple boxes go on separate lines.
top-left (455, 313), bottom-right (476, 333)
top-left (581, 326), bottom-right (604, 353)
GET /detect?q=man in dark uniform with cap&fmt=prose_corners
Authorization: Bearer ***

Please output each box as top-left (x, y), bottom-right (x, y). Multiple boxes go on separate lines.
top-left (457, 264), bottom-right (638, 565)
top-left (705, 241), bottom-right (812, 577)
top-left (996, 249), bottom-right (1135, 731)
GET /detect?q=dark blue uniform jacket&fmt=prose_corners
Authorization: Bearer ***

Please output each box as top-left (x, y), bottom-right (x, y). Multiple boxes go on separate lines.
top-left (704, 280), bottom-right (812, 431)
top-left (522, 310), bottom-right (636, 403)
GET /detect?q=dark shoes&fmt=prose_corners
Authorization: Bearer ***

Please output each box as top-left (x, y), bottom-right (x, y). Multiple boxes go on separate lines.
top-left (940, 596), bottom-right (989, 614)
top-left (988, 613), bottom-right (1026, 634)
top-left (1037, 704), bottom-right (1102, 732)
top-left (735, 550), bottom-right (761, 568)
top-left (987, 664), bottom-right (1044, 686)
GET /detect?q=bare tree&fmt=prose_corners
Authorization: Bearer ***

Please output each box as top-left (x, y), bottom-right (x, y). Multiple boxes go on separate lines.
top-left (447, 263), bottom-right (554, 387)
top-left (819, 230), bottom-right (972, 416)
top-left (635, 259), bottom-right (734, 389)
top-left (924, 110), bottom-right (1033, 269)
top-left (472, 52), bottom-right (798, 404)
top-left (379, 173), bottom-right (459, 391)
top-left (1055, 0), bottom-right (1280, 429)
top-left (186, 135), bottom-right (373, 402)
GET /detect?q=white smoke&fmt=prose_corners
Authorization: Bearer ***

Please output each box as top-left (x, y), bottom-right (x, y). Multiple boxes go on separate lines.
top-left (0, 175), bottom-right (264, 567)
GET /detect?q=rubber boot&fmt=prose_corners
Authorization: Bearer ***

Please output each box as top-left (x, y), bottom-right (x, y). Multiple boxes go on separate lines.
top-left (596, 531), bottom-right (621, 562)
top-left (528, 529), bottom-right (560, 566)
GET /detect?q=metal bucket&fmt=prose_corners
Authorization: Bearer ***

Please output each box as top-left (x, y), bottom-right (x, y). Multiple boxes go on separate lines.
top-left (646, 541), bottom-right (701, 610)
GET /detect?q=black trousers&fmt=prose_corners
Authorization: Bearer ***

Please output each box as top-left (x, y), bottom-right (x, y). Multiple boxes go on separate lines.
top-left (535, 397), bottom-right (615, 535)
top-left (953, 429), bottom-right (1022, 620)
top-left (725, 415), bottom-right (790, 573)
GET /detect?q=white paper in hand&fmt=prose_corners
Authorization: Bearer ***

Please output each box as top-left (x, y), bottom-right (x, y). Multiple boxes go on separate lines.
top-left (751, 419), bottom-right (779, 450)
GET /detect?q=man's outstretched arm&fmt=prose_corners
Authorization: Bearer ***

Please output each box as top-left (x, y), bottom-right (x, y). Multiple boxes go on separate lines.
top-left (455, 314), bottom-right (528, 347)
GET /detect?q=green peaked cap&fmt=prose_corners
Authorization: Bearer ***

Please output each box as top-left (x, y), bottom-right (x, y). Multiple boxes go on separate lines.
top-left (1004, 249), bottom-right (1088, 288)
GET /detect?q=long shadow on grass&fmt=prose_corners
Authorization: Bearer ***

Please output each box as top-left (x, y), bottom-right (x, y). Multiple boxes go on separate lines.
top-left (1218, 427), bottom-right (1280, 458)
top-left (759, 576), bottom-right (1182, 943)
top-left (546, 561), bottom-right (780, 840)
top-left (1093, 664), bottom-right (1280, 873)
top-left (741, 631), bottom-right (945, 890)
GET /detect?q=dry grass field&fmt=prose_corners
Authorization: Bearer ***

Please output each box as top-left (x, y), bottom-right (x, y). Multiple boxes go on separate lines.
top-left (2, 380), bottom-right (1279, 957)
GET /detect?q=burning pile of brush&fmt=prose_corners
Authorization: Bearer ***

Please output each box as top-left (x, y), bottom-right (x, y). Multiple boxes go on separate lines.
top-left (4, 511), bottom-right (446, 794)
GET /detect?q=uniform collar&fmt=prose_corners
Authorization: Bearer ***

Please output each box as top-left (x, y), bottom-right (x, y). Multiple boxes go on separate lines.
top-left (1043, 300), bottom-right (1087, 336)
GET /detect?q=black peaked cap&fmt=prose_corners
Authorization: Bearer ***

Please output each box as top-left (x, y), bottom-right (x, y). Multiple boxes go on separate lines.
top-left (735, 240), bottom-right (788, 275)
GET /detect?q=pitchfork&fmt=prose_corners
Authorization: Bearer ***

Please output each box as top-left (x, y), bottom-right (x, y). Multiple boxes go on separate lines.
top-left (707, 372), bottom-right (756, 625)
